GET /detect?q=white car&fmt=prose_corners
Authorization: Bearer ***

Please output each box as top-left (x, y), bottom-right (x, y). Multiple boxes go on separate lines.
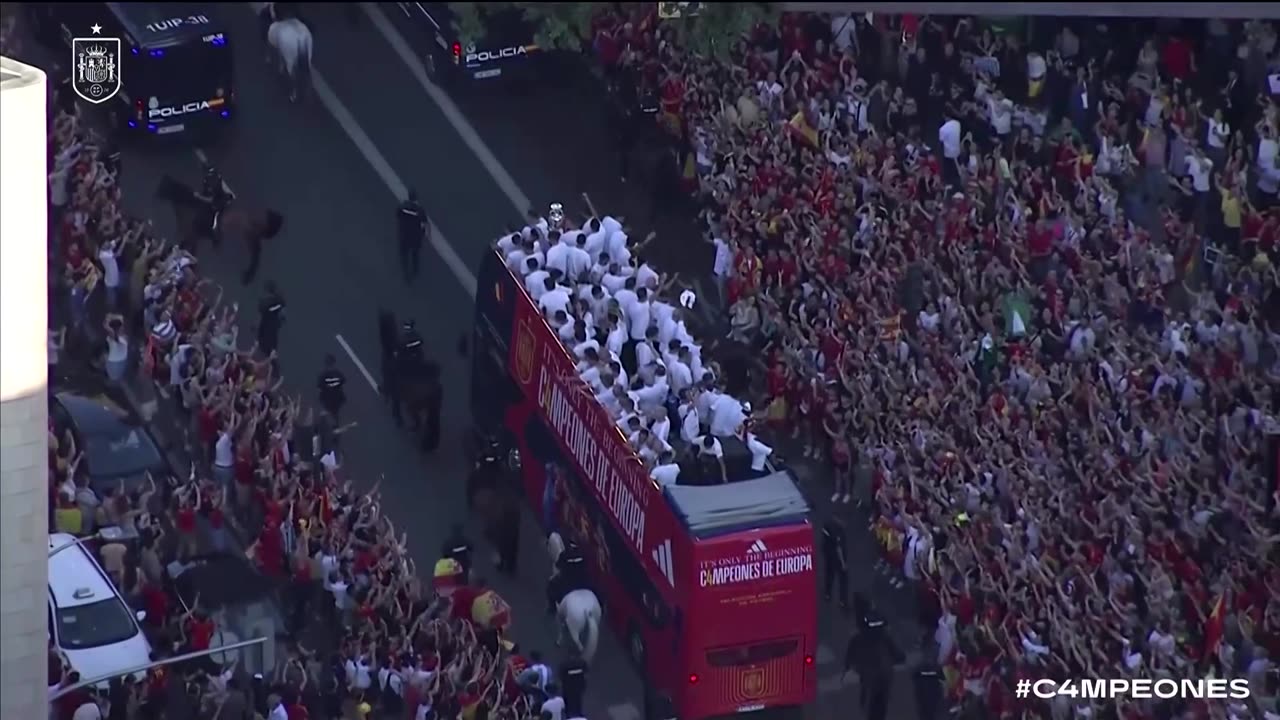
top-left (48, 534), bottom-right (151, 686)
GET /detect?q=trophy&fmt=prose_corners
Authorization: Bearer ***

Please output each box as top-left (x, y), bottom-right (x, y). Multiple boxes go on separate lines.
top-left (548, 202), bottom-right (565, 228)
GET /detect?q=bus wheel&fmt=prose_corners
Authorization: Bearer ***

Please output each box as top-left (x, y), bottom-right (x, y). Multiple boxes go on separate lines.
top-left (627, 626), bottom-right (646, 670)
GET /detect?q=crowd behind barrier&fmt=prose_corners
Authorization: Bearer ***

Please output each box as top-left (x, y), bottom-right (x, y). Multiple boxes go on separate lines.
top-left (40, 83), bottom-right (573, 720)
top-left (590, 7), bottom-right (1280, 720)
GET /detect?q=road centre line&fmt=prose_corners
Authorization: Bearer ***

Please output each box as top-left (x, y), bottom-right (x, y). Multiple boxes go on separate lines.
top-left (335, 333), bottom-right (380, 391)
top-left (242, 2), bottom-right (477, 299)
top-left (360, 2), bottom-right (532, 216)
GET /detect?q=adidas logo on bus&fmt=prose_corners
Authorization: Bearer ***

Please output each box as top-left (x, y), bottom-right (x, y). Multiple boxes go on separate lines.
top-left (748, 539), bottom-right (769, 554)
top-left (651, 539), bottom-right (675, 587)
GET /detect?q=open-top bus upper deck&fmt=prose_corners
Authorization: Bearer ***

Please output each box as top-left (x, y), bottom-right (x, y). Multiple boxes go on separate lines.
top-left (472, 244), bottom-right (817, 717)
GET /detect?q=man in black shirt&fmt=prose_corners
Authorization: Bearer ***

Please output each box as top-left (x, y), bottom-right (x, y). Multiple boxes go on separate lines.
top-left (257, 281), bottom-right (286, 356)
top-left (822, 515), bottom-right (850, 610)
top-left (397, 189), bottom-right (428, 284)
top-left (559, 653), bottom-right (588, 718)
top-left (441, 523), bottom-right (473, 580)
top-left (316, 354), bottom-right (347, 420)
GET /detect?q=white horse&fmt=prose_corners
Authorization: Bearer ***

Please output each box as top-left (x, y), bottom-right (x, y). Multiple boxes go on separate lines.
top-left (267, 16), bottom-right (313, 102)
top-left (557, 589), bottom-right (602, 664)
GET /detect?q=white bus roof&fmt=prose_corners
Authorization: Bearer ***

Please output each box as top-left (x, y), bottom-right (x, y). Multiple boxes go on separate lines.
top-left (664, 472), bottom-right (812, 539)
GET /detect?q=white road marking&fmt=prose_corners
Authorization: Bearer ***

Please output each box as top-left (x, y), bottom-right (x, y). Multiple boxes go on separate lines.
top-left (360, 2), bottom-right (532, 215)
top-left (335, 333), bottom-right (379, 391)
top-left (242, 2), bottom-right (477, 299)
top-left (604, 702), bottom-right (642, 720)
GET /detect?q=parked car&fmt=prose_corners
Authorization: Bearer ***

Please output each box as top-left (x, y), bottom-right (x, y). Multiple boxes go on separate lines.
top-left (50, 392), bottom-right (168, 493)
top-left (48, 533), bottom-right (151, 687)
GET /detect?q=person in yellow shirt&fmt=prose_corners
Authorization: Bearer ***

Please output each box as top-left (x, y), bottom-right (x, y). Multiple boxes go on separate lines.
top-left (1217, 173), bottom-right (1243, 256)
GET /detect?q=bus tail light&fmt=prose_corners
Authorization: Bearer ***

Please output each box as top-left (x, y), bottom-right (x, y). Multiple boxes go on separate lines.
top-left (688, 673), bottom-right (699, 684)
top-left (804, 654), bottom-right (814, 667)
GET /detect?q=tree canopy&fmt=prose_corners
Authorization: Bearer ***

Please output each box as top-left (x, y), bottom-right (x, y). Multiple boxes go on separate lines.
top-left (448, 2), bottom-right (777, 61)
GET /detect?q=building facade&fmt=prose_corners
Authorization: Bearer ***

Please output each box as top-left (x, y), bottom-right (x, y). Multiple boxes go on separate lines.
top-left (0, 55), bottom-right (50, 719)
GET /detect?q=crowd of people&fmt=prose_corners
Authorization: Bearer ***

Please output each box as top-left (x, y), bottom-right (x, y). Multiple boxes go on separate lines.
top-left (37, 72), bottom-right (575, 720)
top-left (590, 9), bottom-right (1280, 720)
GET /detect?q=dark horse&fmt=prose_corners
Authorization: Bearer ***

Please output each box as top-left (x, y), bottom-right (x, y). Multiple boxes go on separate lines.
top-left (155, 175), bottom-right (283, 285)
top-left (378, 308), bottom-right (443, 451)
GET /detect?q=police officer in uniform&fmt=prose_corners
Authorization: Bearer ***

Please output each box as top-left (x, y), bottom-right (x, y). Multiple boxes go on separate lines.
top-left (822, 515), bottom-right (850, 610)
top-left (390, 321), bottom-right (425, 427)
top-left (316, 354), bottom-right (347, 421)
top-left (845, 608), bottom-right (890, 720)
top-left (913, 659), bottom-right (944, 720)
top-left (441, 523), bottom-right (473, 581)
top-left (257, 281), bottom-right (286, 356)
top-left (547, 540), bottom-right (588, 614)
top-left (396, 189), bottom-right (428, 284)
top-left (198, 164), bottom-right (233, 239)
top-left (559, 653), bottom-right (588, 718)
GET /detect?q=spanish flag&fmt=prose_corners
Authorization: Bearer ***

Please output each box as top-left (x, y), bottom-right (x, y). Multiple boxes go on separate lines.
top-left (787, 110), bottom-right (819, 148)
top-left (433, 557), bottom-right (464, 597)
top-left (1202, 591), bottom-right (1226, 661)
top-left (472, 589), bottom-right (512, 631)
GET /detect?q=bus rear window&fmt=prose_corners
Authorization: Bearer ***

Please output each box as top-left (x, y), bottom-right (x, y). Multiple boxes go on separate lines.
top-left (705, 638), bottom-right (799, 668)
top-left (132, 38), bottom-right (232, 95)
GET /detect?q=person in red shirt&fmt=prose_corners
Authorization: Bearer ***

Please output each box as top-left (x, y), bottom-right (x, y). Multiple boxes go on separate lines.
top-left (1162, 34), bottom-right (1194, 80)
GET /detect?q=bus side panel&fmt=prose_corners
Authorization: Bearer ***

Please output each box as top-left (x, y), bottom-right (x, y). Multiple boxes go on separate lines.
top-left (473, 251), bottom-right (683, 694)
top-left (684, 524), bottom-right (819, 717)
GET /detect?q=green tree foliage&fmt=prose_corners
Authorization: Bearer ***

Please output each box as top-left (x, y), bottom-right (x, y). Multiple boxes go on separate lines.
top-left (448, 2), bottom-right (776, 61)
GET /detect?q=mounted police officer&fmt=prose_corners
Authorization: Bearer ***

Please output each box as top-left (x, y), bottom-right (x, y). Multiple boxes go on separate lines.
top-left (257, 281), bottom-right (286, 357)
top-left (316, 353), bottom-right (347, 420)
top-left (547, 540), bottom-right (589, 614)
top-left (196, 162), bottom-right (234, 240)
top-left (397, 189), bottom-right (428, 284)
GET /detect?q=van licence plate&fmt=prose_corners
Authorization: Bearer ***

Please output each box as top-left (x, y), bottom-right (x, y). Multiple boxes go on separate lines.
top-left (474, 68), bottom-right (502, 80)
top-left (158, 124), bottom-right (185, 135)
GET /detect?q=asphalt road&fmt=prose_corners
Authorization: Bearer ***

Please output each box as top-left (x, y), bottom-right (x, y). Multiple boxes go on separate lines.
top-left (38, 2), bottom-right (928, 717)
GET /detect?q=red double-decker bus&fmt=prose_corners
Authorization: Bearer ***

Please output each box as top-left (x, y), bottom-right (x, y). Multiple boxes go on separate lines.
top-left (471, 249), bottom-right (818, 719)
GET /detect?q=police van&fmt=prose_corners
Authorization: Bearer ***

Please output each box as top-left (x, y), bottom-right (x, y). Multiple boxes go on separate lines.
top-left (28, 2), bottom-right (236, 137)
top-left (390, 2), bottom-right (543, 87)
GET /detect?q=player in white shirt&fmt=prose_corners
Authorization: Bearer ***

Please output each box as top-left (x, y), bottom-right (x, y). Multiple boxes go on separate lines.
top-left (709, 393), bottom-right (747, 437)
top-left (650, 451), bottom-right (681, 486)
top-left (566, 234), bottom-right (593, 282)
top-left (678, 396), bottom-right (702, 443)
top-left (545, 230), bottom-right (572, 276)
top-left (538, 277), bottom-right (573, 317)
top-left (626, 287), bottom-right (653, 341)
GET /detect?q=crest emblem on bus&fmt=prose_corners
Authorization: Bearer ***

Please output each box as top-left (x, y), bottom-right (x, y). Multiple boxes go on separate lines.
top-left (514, 317), bottom-right (536, 386)
top-left (71, 30), bottom-right (122, 105)
top-left (741, 668), bottom-right (766, 698)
